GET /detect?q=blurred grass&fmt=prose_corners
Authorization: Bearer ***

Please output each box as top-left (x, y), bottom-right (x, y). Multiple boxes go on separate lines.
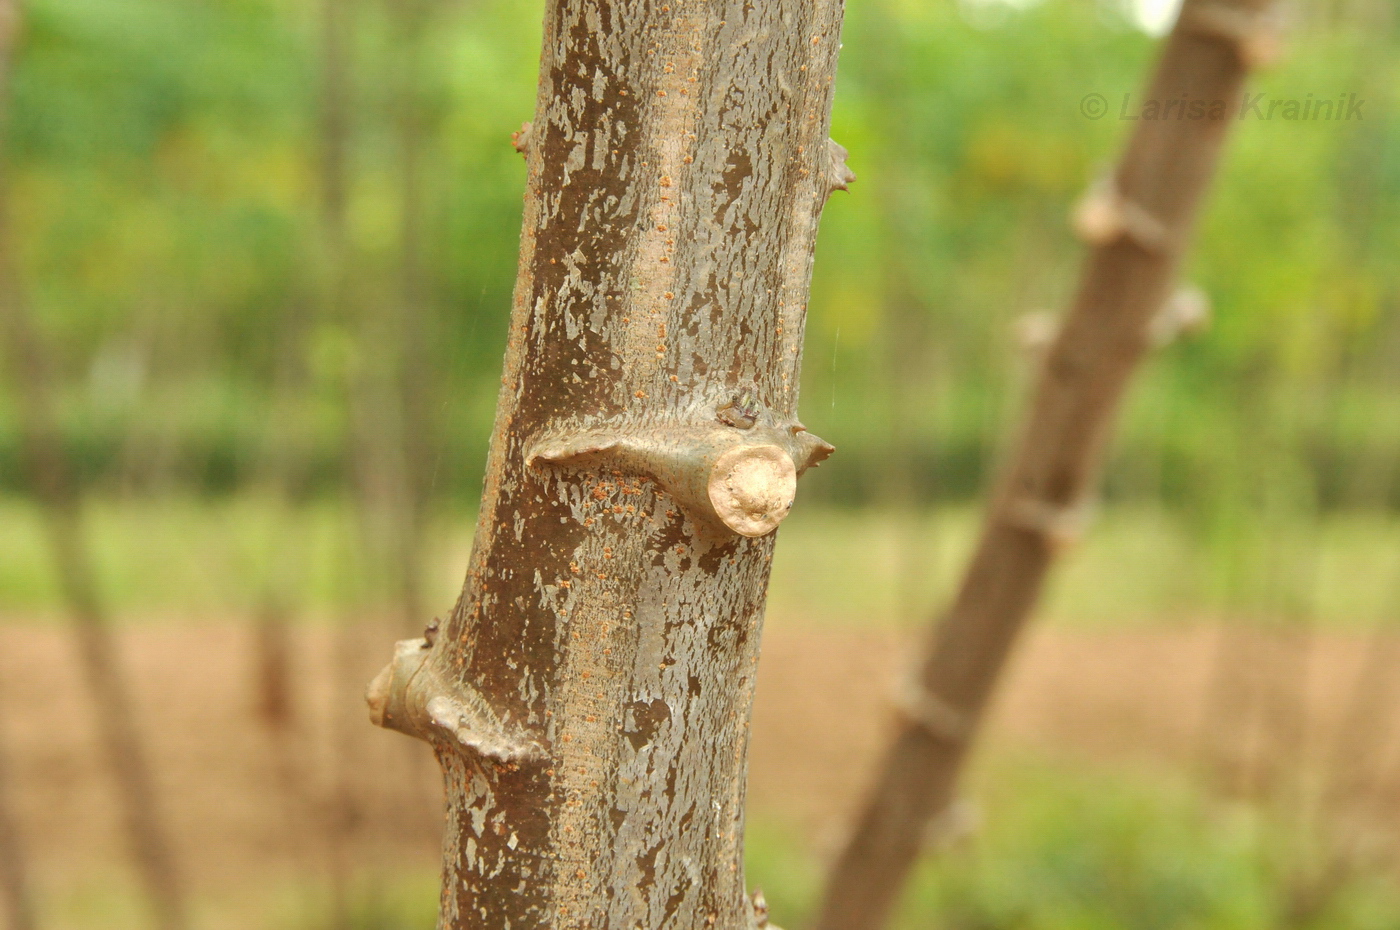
top-left (37, 867), bottom-right (443, 930)
top-left (748, 753), bottom-right (1400, 930)
top-left (7, 493), bottom-right (1398, 632)
top-left (771, 504), bottom-right (1400, 631)
top-left (33, 753), bottom-right (1400, 930)
top-left (0, 493), bottom-right (473, 622)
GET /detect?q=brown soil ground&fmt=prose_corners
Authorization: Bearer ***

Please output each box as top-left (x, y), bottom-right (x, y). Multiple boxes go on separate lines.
top-left (2, 619), bottom-right (1397, 926)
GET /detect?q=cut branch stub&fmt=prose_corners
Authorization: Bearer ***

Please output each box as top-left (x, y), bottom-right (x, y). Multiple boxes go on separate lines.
top-left (999, 495), bottom-right (1098, 551)
top-left (1018, 284), bottom-right (1210, 358)
top-left (893, 677), bottom-right (970, 744)
top-left (527, 421), bottom-right (832, 538)
top-left (709, 444), bottom-right (797, 538)
top-left (750, 890), bottom-right (772, 930)
top-left (366, 638), bottom-right (542, 763)
top-left (1072, 175), bottom-right (1172, 253)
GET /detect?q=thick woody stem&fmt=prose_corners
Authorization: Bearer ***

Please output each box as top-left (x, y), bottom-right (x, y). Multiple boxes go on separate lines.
top-left (366, 638), bottom-right (543, 762)
top-left (366, 2), bottom-right (849, 928)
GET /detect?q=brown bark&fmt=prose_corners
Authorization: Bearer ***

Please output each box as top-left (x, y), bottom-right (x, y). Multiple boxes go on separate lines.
top-left (813, 4), bottom-right (1280, 929)
top-left (365, 2), bottom-right (849, 927)
top-left (0, 5), bottom-right (189, 930)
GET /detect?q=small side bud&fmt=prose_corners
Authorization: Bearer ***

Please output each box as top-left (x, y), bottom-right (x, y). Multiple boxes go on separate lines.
top-left (825, 139), bottom-right (855, 196)
top-left (1150, 285), bottom-right (1211, 347)
top-left (1014, 310), bottom-right (1060, 358)
top-left (1001, 496), bottom-right (1096, 551)
top-left (1072, 176), bottom-right (1170, 253)
top-left (717, 392), bottom-right (763, 429)
top-left (511, 121), bottom-right (533, 157)
top-left (750, 889), bottom-right (770, 929)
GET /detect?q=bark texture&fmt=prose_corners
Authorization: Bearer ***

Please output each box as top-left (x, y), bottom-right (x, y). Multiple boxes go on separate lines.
top-left (814, 3), bottom-right (1279, 929)
top-left (367, 2), bottom-right (848, 928)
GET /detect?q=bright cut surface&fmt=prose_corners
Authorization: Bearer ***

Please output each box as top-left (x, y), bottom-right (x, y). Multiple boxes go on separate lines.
top-left (708, 444), bottom-right (798, 538)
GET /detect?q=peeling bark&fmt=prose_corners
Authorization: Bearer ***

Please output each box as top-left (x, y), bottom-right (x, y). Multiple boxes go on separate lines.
top-left (814, 3), bottom-right (1278, 929)
top-left (367, 2), bottom-right (847, 927)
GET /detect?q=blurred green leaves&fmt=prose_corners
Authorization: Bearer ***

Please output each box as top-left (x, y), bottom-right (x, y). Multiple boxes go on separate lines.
top-left (0, 0), bottom-right (1396, 514)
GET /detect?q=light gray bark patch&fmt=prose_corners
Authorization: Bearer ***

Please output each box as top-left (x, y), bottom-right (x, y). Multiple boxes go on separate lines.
top-left (624, 698), bottom-right (672, 751)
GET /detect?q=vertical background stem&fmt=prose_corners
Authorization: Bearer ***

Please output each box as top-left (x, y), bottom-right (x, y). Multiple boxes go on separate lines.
top-left (814, 3), bottom-right (1277, 928)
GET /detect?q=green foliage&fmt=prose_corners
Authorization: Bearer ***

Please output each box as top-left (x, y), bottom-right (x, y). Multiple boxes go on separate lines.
top-left (7, 495), bottom-right (1400, 630)
top-left (0, 0), bottom-right (1396, 514)
top-left (3, 5), bottom-right (1397, 924)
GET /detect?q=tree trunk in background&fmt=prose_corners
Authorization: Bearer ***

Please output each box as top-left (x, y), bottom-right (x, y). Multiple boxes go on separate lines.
top-left (365, 1), bottom-right (849, 926)
top-left (348, 0), bottom-right (436, 634)
top-left (0, 5), bottom-right (189, 930)
top-left (814, 3), bottom-right (1279, 929)
top-left (387, 0), bottom-right (435, 630)
top-left (3, 252), bottom-right (191, 930)
top-left (0, 720), bottom-right (35, 930)
top-left (318, 1), bottom-right (367, 926)
top-left (249, 252), bottom-right (317, 744)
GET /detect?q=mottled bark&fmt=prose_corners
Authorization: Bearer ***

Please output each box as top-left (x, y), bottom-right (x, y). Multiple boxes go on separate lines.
top-left (366, 2), bottom-right (848, 927)
top-left (814, 3), bottom-right (1279, 929)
